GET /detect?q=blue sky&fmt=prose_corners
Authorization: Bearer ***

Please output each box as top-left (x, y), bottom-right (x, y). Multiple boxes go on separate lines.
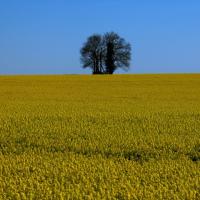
top-left (0, 0), bottom-right (200, 74)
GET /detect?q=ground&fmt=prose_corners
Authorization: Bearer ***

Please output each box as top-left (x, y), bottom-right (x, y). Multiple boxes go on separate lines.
top-left (0, 74), bottom-right (200, 199)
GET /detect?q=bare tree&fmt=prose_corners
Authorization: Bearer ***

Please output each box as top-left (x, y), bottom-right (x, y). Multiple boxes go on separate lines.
top-left (80, 32), bottom-right (131, 74)
top-left (80, 34), bottom-right (104, 74)
top-left (104, 32), bottom-right (131, 74)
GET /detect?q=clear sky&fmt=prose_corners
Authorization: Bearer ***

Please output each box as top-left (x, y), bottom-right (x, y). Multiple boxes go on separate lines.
top-left (0, 0), bottom-right (200, 74)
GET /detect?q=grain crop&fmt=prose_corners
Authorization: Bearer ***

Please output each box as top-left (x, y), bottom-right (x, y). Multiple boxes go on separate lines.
top-left (0, 74), bottom-right (200, 199)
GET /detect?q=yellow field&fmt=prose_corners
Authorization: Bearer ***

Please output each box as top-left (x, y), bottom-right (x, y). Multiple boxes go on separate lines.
top-left (0, 74), bottom-right (200, 199)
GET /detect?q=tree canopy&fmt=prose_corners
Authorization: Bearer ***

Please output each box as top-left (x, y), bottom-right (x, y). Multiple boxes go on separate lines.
top-left (80, 32), bottom-right (131, 74)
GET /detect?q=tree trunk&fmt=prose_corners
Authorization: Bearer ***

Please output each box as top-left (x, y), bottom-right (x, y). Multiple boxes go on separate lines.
top-left (106, 42), bottom-right (115, 74)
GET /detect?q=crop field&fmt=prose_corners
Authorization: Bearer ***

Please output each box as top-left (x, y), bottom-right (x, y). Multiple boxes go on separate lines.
top-left (0, 74), bottom-right (200, 199)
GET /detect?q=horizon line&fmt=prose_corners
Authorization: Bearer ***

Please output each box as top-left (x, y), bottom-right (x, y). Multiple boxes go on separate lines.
top-left (0, 72), bottom-right (200, 76)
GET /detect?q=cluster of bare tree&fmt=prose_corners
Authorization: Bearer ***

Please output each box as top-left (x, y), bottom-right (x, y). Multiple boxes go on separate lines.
top-left (80, 32), bottom-right (131, 74)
